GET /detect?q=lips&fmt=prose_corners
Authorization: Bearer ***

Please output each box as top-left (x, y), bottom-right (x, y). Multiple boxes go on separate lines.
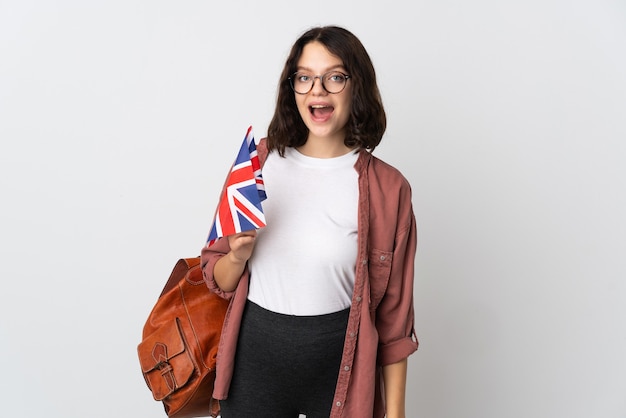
top-left (309, 104), bottom-right (334, 122)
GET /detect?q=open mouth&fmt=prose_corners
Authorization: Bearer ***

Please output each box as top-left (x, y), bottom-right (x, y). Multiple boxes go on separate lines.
top-left (309, 104), bottom-right (334, 119)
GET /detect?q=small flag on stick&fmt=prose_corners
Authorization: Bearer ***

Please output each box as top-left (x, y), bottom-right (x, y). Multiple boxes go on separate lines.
top-left (206, 126), bottom-right (267, 247)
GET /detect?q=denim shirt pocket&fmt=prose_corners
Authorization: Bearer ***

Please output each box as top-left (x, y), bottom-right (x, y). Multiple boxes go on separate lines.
top-left (368, 248), bottom-right (393, 310)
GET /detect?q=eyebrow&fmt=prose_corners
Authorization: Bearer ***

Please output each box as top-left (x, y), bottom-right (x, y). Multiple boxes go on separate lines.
top-left (296, 64), bottom-right (347, 73)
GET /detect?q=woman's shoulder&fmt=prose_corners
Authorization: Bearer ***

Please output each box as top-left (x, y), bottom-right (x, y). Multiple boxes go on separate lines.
top-left (362, 150), bottom-right (412, 189)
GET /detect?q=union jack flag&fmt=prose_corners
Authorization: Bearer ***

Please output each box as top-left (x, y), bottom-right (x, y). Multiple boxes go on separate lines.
top-left (206, 126), bottom-right (267, 247)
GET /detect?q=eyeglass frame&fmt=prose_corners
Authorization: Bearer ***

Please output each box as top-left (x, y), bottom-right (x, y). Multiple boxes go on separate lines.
top-left (288, 71), bottom-right (351, 95)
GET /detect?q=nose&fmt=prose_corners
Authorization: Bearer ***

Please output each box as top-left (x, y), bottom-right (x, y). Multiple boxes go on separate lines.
top-left (310, 76), bottom-right (327, 95)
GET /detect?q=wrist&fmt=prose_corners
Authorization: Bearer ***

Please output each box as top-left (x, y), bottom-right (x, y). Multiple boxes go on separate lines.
top-left (227, 250), bottom-right (248, 266)
top-left (385, 405), bottom-right (406, 418)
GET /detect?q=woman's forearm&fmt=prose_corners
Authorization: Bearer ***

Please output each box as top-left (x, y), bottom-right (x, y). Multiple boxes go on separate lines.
top-left (213, 251), bottom-right (247, 292)
top-left (382, 358), bottom-right (408, 418)
top-left (213, 230), bottom-right (257, 292)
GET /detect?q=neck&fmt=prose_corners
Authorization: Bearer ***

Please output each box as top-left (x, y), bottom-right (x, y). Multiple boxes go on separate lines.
top-left (297, 134), bottom-right (353, 158)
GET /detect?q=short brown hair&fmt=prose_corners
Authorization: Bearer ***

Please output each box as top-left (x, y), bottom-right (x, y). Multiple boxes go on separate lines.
top-left (267, 26), bottom-right (386, 156)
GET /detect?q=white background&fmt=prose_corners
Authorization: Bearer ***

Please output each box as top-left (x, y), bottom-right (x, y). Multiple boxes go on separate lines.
top-left (1, 1), bottom-right (625, 417)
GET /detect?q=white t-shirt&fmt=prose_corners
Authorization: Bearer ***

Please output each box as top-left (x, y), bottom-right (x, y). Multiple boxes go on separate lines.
top-left (247, 147), bottom-right (359, 315)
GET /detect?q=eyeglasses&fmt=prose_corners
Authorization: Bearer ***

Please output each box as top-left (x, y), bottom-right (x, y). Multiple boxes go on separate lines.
top-left (288, 71), bottom-right (351, 94)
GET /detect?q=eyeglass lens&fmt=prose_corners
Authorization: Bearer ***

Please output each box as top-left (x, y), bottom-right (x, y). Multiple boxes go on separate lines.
top-left (290, 71), bottom-right (349, 94)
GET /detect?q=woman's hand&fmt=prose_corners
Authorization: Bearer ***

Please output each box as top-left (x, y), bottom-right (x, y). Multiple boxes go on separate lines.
top-left (227, 230), bottom-right (257, 264)
top-left (213, 230), bottom-right (257, 292)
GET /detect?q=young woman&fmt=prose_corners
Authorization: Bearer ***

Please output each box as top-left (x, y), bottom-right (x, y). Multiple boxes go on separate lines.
top-left (202, 26), bottom-right (418, 418)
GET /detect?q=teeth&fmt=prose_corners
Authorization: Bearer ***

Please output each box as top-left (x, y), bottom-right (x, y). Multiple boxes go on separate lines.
top-left (311, 105), bottom-right (327, 109)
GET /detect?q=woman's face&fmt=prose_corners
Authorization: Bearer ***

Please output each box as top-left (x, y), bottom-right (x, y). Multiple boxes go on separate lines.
top-left (294, 41), bottom-right (352, 149)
